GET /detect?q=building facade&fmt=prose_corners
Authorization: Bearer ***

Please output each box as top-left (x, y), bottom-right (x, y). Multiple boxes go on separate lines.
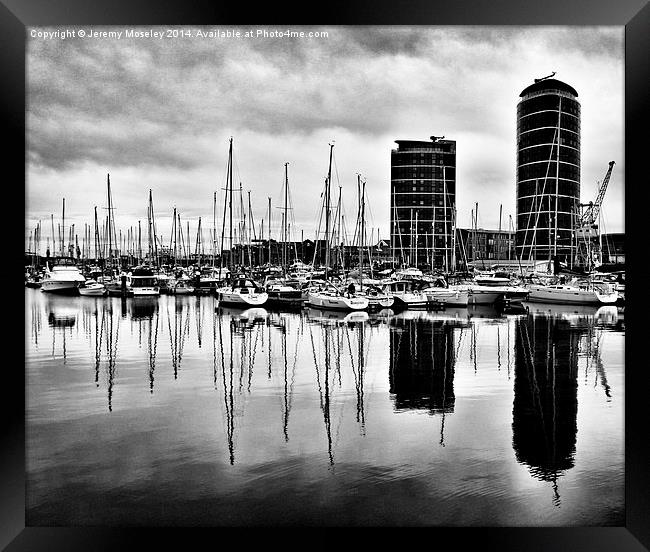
top-left (516, 78), bottom-right (581, 265)
top-left (456, 228), bottom-right (516, 269)
top-left (390, 137), bottom-right (456, 270)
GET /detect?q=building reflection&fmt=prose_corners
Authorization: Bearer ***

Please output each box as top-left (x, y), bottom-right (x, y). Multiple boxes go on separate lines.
top-left (389, 317), bottom-right (457, 415)
top-left (512, 311), bottom-right (583, 505)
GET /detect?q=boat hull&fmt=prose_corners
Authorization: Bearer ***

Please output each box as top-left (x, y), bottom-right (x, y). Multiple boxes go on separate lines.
top-left (307, 292), bottom-right (369, 311)
top-left (426, 289), bottom-right (470, 306)
top-left (265, 289), bottom-right (304, 307)
top-left (526, 285), bottom-right (618, 305)
top-left (78, 287), bottom-right (107, 296)
top-left (217, 289), bottom-right (268, 307)
top-left (391, 292), bottom-right (429, 309)
top-left (131, 287), bottom-right (160, 296)
top-left (40, 281), bottom-right (80, 295)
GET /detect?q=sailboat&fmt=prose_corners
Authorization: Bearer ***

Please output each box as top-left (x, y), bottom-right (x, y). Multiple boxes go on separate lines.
top-left (526, 278), bottom-right (618, 305)
top-left (306, 143), bottom-right (369, 312)
top-left (351, 175), bottom-right (394, 310)
top-left (215, 138), bottom-right (268, 308)
top-left (264, 162), bottom-right (303, 308)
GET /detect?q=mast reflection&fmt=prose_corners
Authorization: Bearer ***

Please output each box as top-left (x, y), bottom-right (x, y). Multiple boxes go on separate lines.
top-left (167, 297), bottom-right (191, 380)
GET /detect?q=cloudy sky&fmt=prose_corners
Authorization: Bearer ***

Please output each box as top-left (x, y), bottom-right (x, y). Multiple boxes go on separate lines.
top-left (25, 25), bottom-right (624, 255)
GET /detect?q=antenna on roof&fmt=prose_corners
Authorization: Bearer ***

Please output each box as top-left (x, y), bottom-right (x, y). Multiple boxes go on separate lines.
top-left (430, 135), bottom-right (445, 142)
top-left (534, 71), bottom-right (556, 83)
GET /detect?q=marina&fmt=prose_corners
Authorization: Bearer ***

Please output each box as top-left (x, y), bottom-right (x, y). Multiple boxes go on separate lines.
top-left (25, 288), bottom-right (624, 526)
top-left (22, 25), bottom-right (628, 534)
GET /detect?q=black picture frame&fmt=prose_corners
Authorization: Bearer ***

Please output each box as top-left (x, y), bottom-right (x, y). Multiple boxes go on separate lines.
top-left (8, 0), bottom-right (648, 549)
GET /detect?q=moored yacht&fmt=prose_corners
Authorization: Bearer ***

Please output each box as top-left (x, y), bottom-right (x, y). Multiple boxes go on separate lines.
top-left (40, 257), bottom-right (86, 294)
top-left (264, 276), bottom-right (303, 307)
top-left (381, 280), bottom-right (428, 309)
top-left (306, 282), bottom-right (369, 311)
top-left (127, 266), bottom-right (160, 296)
top-left (526, 280), bottom-right (618, 305)
top-left (78, 279), bottom-right (107, 296)
top-left (216, 277), bottom-right (268, 307)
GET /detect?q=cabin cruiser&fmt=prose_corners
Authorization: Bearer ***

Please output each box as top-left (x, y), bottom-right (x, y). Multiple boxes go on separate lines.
top-left (194, 266), bottom-right (228, 295)
top-left (216, 277), bottom-right (268, 307)
top-left (40, 257), bottom-right (86, 294)
top-left (470, 272), bottom-right (530, 304)
top-left (264, 276), bottom-right (303, 307)
top-left (127, 266), bottom-right (160, 296)
top-left (381, 280), bottom-right (429, 309)
top-left (168, 277), bottom-right (195, 295)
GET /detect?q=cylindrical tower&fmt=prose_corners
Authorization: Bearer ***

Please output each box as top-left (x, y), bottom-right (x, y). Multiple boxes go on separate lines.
top-left (516, 78), bottom-right (580, 266)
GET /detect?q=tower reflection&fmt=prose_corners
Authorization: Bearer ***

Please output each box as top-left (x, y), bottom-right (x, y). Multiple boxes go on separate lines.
top-left (512, 311), bottom-right (584, 505)
top-left (389, 317), bottom-right (457, 415)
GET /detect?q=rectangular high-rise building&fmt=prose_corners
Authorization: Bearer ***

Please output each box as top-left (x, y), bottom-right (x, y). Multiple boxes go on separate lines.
top-left (390, 137), bottom-right (456, 270)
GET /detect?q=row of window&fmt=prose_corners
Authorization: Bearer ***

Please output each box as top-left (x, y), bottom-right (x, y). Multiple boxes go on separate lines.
top-left (516, 194), bottom-right (579, 213)
top-left (517, 213), bottom-right (575, 229)
top-left (517, 179), bottom-right (579, 198)
top-left (517, 145), bottom-right (580, 166)
top-left (518, 128), bottom-right (580, 150)
top-left (392, 222), bottom-right (453, 232)
top-left (391, 183), bottom-right (457, 194)
top-left (391, 167), bottom-right (457, 179)
top-left (517, 112), bottom-right (580, 134)
top-left (518, 95), bottom-right (580, 117)
top-left (391, 155), bottom-right (454, 166)
top-left (517, 163), bottom-right (580, 182)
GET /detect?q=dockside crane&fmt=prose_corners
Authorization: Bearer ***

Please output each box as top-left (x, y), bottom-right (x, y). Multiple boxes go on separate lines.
top-left (575, 161), bottom-right (615, 270)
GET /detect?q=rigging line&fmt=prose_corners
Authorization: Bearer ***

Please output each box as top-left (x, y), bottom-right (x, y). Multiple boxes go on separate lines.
top-left (523, 121), bottom-right (560, 263)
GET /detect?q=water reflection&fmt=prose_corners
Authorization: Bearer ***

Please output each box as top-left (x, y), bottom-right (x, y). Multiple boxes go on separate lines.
top-left (27, 290), bottom-right (623, 523)
top-left (167, 297), bottom-right (191, 379)
top-left (511, 305), bottom-right (618, 506)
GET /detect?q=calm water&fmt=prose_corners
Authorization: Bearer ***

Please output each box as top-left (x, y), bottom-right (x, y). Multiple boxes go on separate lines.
top-left (25, 289), bottom-right (625, 526)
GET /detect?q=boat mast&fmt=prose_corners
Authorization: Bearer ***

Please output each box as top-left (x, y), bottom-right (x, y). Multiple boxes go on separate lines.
top-left (228, 139), bottom-right (234, 274)
top-left (267, 197), bottom-right (272, 266)
top-left (360, 177), bottom-right (366, 291)
top-left (324, 142), bottom-right (334, 281)
top-left (357, 174), bottom-right (362, 290)
top-left (414, 210), bottom-right (419, 269)
top-left (443, 167), bottom-right (448, 273)
top-left (283, 162), bottom-right (289, 276)
top-left (61, 198), bottom-right (65, 257)
top-left (212, 191), bottom-right (216, 267)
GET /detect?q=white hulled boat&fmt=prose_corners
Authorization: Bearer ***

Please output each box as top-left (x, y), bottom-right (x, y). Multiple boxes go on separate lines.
top-left (216, 277), bottom-right (268, 307)
top-left (306, 284), bottom-right (369, 311)
top-left (471, 270), bottom-right (529, 303)
top-left (78, 279), bottom-right (107, 296)
top-left (526, 280), bottom-right (618, 305)
top-left (424, 286), bottom-right (470, 306)
top-left (127, 266), bottom-right (160, 296)
top-left (355, 284), bottom-right (395, 310)
top-left (40, 257), bottom-right (86, 294)
top-left (381, 280), bottom-right (428, 309)
top-left (447, 283), bottom-right (504, 305)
